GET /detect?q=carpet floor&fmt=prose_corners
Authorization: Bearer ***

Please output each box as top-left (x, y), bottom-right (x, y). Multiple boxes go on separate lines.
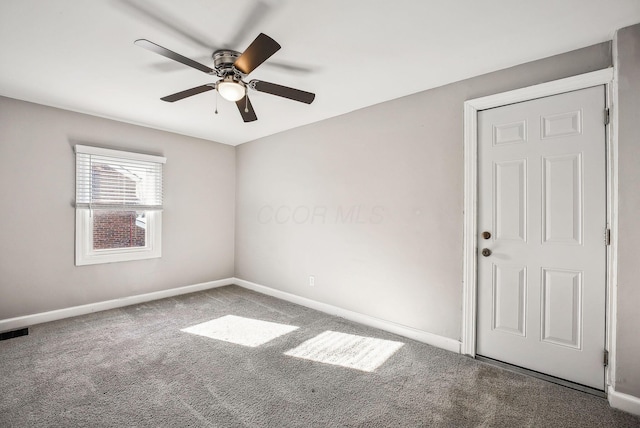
top-left (1, 285), bottom-right (638, 427)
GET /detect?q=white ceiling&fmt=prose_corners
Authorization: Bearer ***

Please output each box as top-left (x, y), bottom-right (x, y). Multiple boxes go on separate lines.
top-left (1, 0), bottom-right (639, 146)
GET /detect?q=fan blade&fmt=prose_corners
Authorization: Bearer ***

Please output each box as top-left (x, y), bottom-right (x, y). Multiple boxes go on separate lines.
top-left (149, 55), bottom-right (213, 72)
top-left (233, 33), bottom-right (281, 75)
top-left (251, 80), bottom-right (315, 104)
top-left (119, 0), bottom-right (215, 50)
top-left (135, 39), bottom-right (214, 74)
top-left (226, 1), bottom-right (272, 49)
top-left (161, 85), bottom-right (215, 102)
top-left (151, 56), bottom-right (314, 75)
top-left (266, 61), bottom-right (316, 74)
top-left (236, 95), bottom-right (258, 122)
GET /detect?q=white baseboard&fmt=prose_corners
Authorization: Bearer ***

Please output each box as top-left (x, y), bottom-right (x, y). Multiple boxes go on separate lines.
top-left (0, 278), bottom-right (234, 333)
top-left (609, 386), bottom-right (640, 416)
top-left (2, 277), bottom-right (461, 355)
top-left (4, 276), bottom-right (638, 416)
top-left (233, 277), bottom-right (461, 354)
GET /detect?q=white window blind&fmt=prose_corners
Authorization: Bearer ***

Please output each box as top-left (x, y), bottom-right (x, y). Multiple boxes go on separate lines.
top-left (75, 145), bottom-right (166, 211)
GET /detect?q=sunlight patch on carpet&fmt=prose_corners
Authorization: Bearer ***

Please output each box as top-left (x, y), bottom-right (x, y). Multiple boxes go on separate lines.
top-left (284, 330), bottom-right (404, 372)
top-left (181, 315), bottom-right (299, 347)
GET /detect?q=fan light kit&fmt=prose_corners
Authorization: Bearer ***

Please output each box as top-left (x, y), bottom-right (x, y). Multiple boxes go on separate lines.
top-left (217, 77), bottom-right (245, 102)
top-left (135, 33), bottom-right (315, 122)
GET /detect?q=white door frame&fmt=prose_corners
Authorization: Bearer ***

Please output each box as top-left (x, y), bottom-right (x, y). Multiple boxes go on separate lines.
top-left (461, 68), bottom-right (617, 390)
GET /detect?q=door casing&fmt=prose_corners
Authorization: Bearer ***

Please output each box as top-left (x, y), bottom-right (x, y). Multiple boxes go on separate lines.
top-left (461, 68), bottom-right (617, 394)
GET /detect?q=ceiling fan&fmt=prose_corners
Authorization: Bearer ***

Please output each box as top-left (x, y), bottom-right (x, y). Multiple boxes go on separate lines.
top-left (135, 33), bottom-right (315, 122)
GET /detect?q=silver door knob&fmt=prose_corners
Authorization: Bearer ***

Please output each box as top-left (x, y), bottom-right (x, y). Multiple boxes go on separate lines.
top-left (481, 248), bottom-right (492, 257)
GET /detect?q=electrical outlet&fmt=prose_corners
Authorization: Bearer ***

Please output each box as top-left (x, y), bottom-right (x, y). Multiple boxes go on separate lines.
top-left (309, 275), bottom-right (315, 287)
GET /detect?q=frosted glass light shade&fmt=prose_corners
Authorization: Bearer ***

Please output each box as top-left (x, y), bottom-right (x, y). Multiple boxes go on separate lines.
top-left (218, 80), bottom-right (245, 102)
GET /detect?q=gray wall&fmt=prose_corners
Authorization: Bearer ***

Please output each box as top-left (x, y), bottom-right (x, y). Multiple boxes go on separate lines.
top-left (0, 97), bottom-right (235, 319)
top-left (235, 42), bottom-right (612, 340)
top-left (614, 22), bottom-right (640, 398)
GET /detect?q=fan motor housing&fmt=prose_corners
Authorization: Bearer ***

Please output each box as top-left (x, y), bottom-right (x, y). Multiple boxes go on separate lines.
top-left (213, 50), bottom-right (242, 77)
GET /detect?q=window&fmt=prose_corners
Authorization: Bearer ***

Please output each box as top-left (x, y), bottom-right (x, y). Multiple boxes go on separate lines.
top-left (75, 145), bottom-right (166, 266)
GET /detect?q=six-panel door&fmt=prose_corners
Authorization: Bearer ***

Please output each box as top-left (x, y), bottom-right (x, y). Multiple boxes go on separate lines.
top-left (476, 86), bottom-right (607, 390)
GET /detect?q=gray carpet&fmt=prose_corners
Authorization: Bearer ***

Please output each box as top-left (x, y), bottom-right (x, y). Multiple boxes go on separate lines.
top-left (1, 285), bottom-right (638, 427)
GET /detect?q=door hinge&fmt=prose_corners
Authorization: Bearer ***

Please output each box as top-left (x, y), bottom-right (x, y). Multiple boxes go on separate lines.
top-left (604, 350), bottom-right (609, 367)
top-left (604, 108), bottom-right (610, 126)
top-left (605, 228), bottom-right (611, 246)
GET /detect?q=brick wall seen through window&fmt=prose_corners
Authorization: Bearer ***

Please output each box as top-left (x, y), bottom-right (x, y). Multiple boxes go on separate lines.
top-left (93, 211), bottom-right (146, 249)
top-left (90, 164), bottom-right (146, 250)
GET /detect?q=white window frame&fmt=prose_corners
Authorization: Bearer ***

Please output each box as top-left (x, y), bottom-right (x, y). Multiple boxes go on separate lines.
top-left (74, 145), bottom-right (166, 266)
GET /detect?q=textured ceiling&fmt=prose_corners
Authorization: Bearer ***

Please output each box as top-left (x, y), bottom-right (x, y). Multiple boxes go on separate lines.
top-left (0, 0), bottom-right (639, 145)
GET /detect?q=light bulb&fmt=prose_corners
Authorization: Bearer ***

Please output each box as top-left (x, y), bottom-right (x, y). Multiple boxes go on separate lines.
top-left (218, 79), bottom-right (245, 102)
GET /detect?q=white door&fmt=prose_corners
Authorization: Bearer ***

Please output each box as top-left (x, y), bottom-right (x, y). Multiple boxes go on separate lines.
top-left (476, 86), bottom-right (607, 390)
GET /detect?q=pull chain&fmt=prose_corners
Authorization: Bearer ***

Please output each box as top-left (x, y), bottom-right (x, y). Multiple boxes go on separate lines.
top-left (244, 88), bottom-right (249, 113)
top-left (214, 87), bottom-right (219, 115)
